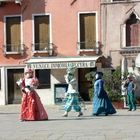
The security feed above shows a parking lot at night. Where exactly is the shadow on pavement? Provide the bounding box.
[0,112,19,115]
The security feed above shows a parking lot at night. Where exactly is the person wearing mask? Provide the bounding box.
[62,65,83,117]
[16,68,48,121]
[93,72,116,116]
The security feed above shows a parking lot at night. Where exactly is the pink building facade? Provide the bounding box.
[0,0,102,105]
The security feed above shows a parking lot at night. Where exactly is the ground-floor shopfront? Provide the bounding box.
[1,55,140,106]
[0,56,103,105]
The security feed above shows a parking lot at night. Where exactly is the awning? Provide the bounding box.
[26,56,102,69]
[135,53,140,67]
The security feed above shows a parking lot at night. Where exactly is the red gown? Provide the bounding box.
[19,78,48,121]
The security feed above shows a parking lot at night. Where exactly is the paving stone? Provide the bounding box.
[0,105,140,140]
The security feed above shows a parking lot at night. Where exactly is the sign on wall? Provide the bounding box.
[27,61,96,69]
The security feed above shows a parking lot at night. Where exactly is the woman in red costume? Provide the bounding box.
[16,68,48,121]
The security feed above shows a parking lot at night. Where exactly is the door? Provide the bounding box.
[78,68,94,101]
[8,69,24,104]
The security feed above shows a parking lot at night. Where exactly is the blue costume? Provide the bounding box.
[62,66,83,117]
[93,72,116,116]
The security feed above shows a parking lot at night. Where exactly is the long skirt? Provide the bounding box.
[93,94,116,116]
[20,91,48,121]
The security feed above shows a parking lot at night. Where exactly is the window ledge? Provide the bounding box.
[77,48,99,55]
[78,49,96,52]
[33,51,50,53]
[101,0,140,4]
[5,51,21,54]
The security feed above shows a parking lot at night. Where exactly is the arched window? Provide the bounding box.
[125,13,140,47]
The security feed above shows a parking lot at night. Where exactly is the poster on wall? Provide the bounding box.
[54,84,68,104]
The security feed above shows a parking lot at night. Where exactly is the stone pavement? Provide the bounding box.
[0,104,140,140]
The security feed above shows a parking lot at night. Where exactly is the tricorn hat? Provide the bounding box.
[95,71,103,76]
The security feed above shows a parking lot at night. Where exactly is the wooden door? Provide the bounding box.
[8,69,24,104]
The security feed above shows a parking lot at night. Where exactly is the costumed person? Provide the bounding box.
[16,67,48,121]
[62,65,83,117]
[123,74,136,111]
[93,72,116,116]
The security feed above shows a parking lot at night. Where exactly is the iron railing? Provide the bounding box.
[32,43,53,55]
[0,0,22,5]
[101,0,129,3]
[3,43,25,55]
[77,41,99,50]
[0,0,21,2]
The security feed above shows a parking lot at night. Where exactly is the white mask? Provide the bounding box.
[95,74,99,79]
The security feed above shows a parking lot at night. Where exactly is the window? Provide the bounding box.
[126,13,140,47]
[35,69,50,89]
[5,16,21,52]
[34,15,50,51]
[79,13,97,50]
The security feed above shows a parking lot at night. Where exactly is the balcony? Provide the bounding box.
[77,41,100,55]
[120,47,140,56]
[0,0,22,5]
[101,0,126,3]
[101,0,139,3]
[32,43,54,56]
[3,43,25,56]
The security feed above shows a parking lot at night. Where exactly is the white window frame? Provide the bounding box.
[77,11,99,54]
[120,24,126,48]
[32,13,52,54]
[4,15,23,54]
[121,11,140,48]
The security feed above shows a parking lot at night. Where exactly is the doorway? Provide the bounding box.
[7,69,24,104]
[78,68,95,101]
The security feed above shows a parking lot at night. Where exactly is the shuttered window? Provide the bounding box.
[130,23,140,46]
[34,15,50,51]
[125,13,140,47]
[79,13,96,49]
[6,16,21,52]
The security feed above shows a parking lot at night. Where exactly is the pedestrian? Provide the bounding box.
[16,67,48,121]
[62,65,83,117]
[92,71,116,116]
[124,74,136,111]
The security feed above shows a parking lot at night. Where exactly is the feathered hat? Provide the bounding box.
[24,67,33,74]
